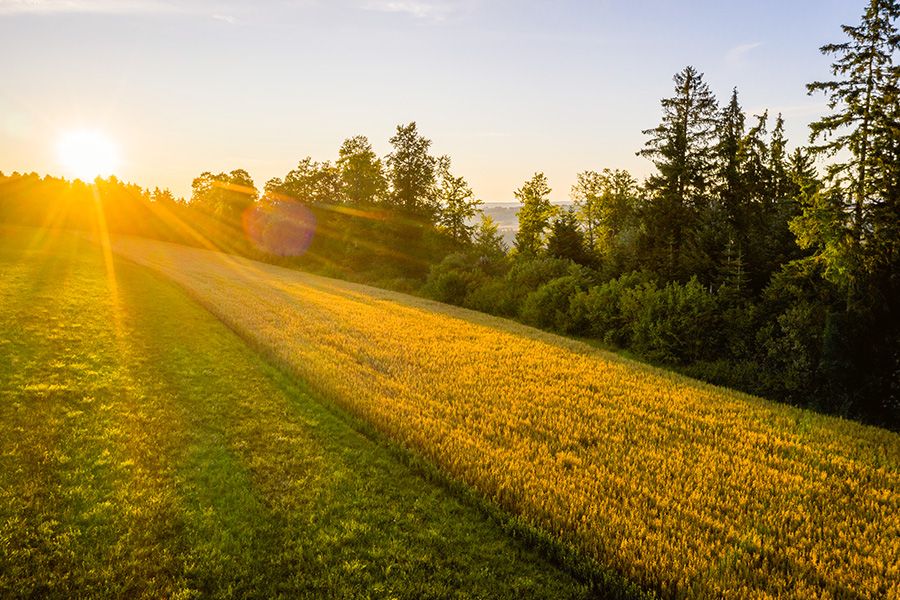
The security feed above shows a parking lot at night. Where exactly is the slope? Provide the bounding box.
[108,235,900,599]
[0,227,593,599]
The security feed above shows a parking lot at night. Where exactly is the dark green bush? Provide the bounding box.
[620,276,721,364]
[568,271,652,344]
[519,268,593,333]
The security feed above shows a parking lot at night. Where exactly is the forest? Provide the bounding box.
[2,0,898,429]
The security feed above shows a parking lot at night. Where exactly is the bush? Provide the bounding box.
[506,256,573,293]
[463,279,518,316]
[568,271,652,344]
[519,269,592,334]
[759,301,825,404]
[421,253,483,305]
[620,276,721,364]
[461,256,575,318]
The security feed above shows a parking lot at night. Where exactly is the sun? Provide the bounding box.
[57,130,121,181]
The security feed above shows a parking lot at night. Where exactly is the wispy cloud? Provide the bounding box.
[363,0,474,21]
[2,0,474,20]
[211,13,236,24]
[725,41,763,65]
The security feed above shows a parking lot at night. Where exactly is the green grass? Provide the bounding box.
[0,227,593,599]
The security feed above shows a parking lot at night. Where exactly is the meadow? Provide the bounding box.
[0,227,594,599]
[108,235,900,599]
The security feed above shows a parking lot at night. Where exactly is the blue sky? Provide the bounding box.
[0,0,863,201]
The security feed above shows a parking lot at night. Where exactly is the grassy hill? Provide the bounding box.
[107,234,899,599]
[0,227,594,599]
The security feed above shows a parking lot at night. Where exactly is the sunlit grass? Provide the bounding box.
[0,227,592,599]
[108,235,900,599]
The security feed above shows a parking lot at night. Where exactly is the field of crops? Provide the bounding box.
[110,236,900,599]
[0,227,593,599]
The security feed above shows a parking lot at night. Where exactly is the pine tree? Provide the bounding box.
[638,66,719,279]
[546,208,589,265]
[803,0,900,298]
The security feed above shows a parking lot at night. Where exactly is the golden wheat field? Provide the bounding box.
[110,236,900,599]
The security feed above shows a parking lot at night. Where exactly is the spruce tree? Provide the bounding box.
[547,209,589,265]
[803,0,900,298]
[638,66,719,279]
[798,0,900,423]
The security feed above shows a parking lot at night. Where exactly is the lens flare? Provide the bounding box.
[244,201,316,257]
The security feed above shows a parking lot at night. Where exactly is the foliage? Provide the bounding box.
[386,122,439,218]
[421,252,483,305]
[472,214,508,270]
[435,159,482,244]
[191,169,257,222]
[546,208,591,266]
[619,276,721,364]
[265,157,341,205]
[568,272,654,344]
[571,169,640,262]
[337,135,387,206]
[519,264,593,333]
[513,172,556,255]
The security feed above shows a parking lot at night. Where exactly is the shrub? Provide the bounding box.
[463,279,518,316]
[421,253,483,305]
[568,271,652,344]
[519,269,592,334]
[621,276,721,364]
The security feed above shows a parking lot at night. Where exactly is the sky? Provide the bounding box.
[0,0,863,202]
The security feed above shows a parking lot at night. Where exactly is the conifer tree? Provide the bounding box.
[796,0,900,422]
[716,88,747,227]
[802,0,900,299]
[473,214,507,264]
[547,208,589,265]
[639,66,719,279]
[769,114,791,201]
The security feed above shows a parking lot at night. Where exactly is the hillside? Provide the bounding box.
[0,227,592,598]
[108,235,900,599]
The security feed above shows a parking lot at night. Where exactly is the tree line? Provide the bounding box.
[1,0,896,427]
